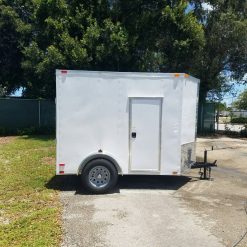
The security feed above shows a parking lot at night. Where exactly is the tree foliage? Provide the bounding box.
[215,102,227,112]
[0,1,30,94]
[0,0,246,100]
[191,0,247,100]
[21,0,205,98]
[232,89,247,110]
[0,85,7,97]
[21,0,130,98]
[113,0,205,72]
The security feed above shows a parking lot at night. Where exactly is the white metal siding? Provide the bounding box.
[56,70,199,175]
[181,78,199,144]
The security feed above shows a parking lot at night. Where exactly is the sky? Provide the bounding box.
[221,83,247,106]
[13,87,23,97]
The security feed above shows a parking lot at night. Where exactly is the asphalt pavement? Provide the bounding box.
[60,176,224,247]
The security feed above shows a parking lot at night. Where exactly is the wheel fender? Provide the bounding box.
[78,153,123,175]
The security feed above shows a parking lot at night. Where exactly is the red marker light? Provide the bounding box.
[59,163,65,174]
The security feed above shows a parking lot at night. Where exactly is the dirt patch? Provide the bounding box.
[177,137,247,247]
[0,136,16,145]
[196,137,247,173]
[42,156,55,165]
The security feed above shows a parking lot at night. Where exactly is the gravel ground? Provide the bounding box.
[60,137,247,247]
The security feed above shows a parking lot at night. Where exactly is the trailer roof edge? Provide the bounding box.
[56,70,199,82]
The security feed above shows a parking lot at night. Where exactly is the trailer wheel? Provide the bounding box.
[81,159,118,194]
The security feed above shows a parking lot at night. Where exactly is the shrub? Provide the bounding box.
[240,125,247,137]
[0,126,55,136]
[231,117,247,124]
[17,126,55,135]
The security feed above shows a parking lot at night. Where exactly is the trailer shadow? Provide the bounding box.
[118,175,191,190]
[46,175,192,195]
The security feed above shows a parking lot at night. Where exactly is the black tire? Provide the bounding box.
[81,159,118,194]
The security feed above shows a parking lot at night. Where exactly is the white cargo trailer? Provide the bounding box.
[56,70,199,193]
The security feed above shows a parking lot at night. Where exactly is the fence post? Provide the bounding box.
[216,103,219,131]
[38,100,41,128]
[200,103,204,134]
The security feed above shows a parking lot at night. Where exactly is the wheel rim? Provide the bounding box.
[89,166,111,188]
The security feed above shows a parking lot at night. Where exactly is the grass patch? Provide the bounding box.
[0,136,61,247]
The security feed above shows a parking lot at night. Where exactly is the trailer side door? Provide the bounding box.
[129,97,162,172]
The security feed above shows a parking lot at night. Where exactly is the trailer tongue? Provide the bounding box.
[191,147,217,180]
[191,161,217,180]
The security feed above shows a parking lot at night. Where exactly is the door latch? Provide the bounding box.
[131,132,136,138]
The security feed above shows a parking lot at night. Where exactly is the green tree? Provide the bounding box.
[113,0,204,72]
[0,1,30,95]
[21,0,204,98]
[190,0,247,101]
[0,0,245,101]
[232,89,247,110]
[21,0,129,98]
[0,1,205,98]
[216,102,227,112]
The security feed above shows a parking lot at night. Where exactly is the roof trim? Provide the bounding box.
[56,70,199,82]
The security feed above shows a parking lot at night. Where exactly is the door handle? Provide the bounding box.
[131,132,136,138]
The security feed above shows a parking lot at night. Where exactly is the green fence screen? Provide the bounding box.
[0,98,215,136]
[0,98,55,133]
[197,103,216,135]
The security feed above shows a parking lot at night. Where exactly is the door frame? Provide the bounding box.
[128,97,163,174]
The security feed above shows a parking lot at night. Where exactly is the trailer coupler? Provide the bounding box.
[191,160,217,180]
